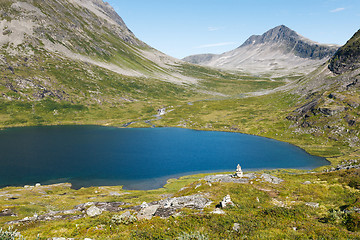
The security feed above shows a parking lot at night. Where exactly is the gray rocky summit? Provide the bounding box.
[183,25,339,76]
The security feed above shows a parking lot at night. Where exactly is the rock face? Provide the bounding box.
[329,29,360,74]
[183,25,339,75]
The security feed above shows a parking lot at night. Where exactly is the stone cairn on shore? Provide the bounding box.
[233,164,243,178]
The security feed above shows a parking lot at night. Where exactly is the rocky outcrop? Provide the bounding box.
[204,173,257,183]
[260,174,284,184]
[132,194,212,219]
[329,29,360,74]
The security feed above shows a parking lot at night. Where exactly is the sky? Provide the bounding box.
[106,0,360,59]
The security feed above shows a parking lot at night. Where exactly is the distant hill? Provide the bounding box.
[183,25,340,76]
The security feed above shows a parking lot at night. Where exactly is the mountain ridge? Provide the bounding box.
[183,25,340,76]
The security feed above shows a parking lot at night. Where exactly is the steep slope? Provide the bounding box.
[0,0,206,127]
[0,0,197,83]
[329,29,360,74]
[285,29,360,151]
[184,25,339,76]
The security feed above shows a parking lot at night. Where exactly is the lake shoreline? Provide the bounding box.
[0,125,330,190]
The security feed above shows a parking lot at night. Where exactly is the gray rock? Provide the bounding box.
[137,205,159,220]
[109,191,121,196]
[86,206,102,217]
[140,202,149,208]
[302,181,312,185]
[260,174,284,184]
[211,208,225,214]
[203,173,256,183]
[159,194,212,210]
[233,223,241,232]
[305,202,319,208]
[220,195,233,208]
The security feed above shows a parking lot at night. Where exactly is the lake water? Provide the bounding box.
[0,126,329,190]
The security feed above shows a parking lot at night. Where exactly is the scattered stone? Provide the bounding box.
[220,195,233,208]
[211,208,225,214]
[35,183,41,187]
[24,185,30,188]
[137,205,159,220]
[292,227,297,231]
[86,206,102,217]
[195,183,202,189]
[256,197,260,203]
[305,202,319,208]
[233,223,241,232]
[75,202,128,212]
[260,174,284,184]
[234,164,243,178]
[302,181,312,185]
[324,159,360,172]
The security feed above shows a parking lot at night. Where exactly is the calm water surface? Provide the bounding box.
[0,126,329,189]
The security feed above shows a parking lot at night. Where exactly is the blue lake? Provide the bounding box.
[0,126,329,190]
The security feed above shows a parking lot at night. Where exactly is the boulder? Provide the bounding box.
[137,205,159,220]
[211,208,225,214]
[86,206,102,217]
[233,223,241,232]
[220,195,233,208]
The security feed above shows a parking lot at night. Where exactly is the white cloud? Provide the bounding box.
[208,27,220,31]
[196,42,236,49]
[330,7,345,13]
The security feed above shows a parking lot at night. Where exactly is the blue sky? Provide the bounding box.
[106,0,360,59]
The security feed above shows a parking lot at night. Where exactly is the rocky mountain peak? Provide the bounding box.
[241,25,299,47]
[239,25,339,60]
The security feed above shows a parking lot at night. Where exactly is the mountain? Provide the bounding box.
[0,0,196,82]
[285,28,360,150]
[183,25,340,76]
[328,29,360,74]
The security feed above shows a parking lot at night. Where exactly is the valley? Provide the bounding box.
[0,0,359,239]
